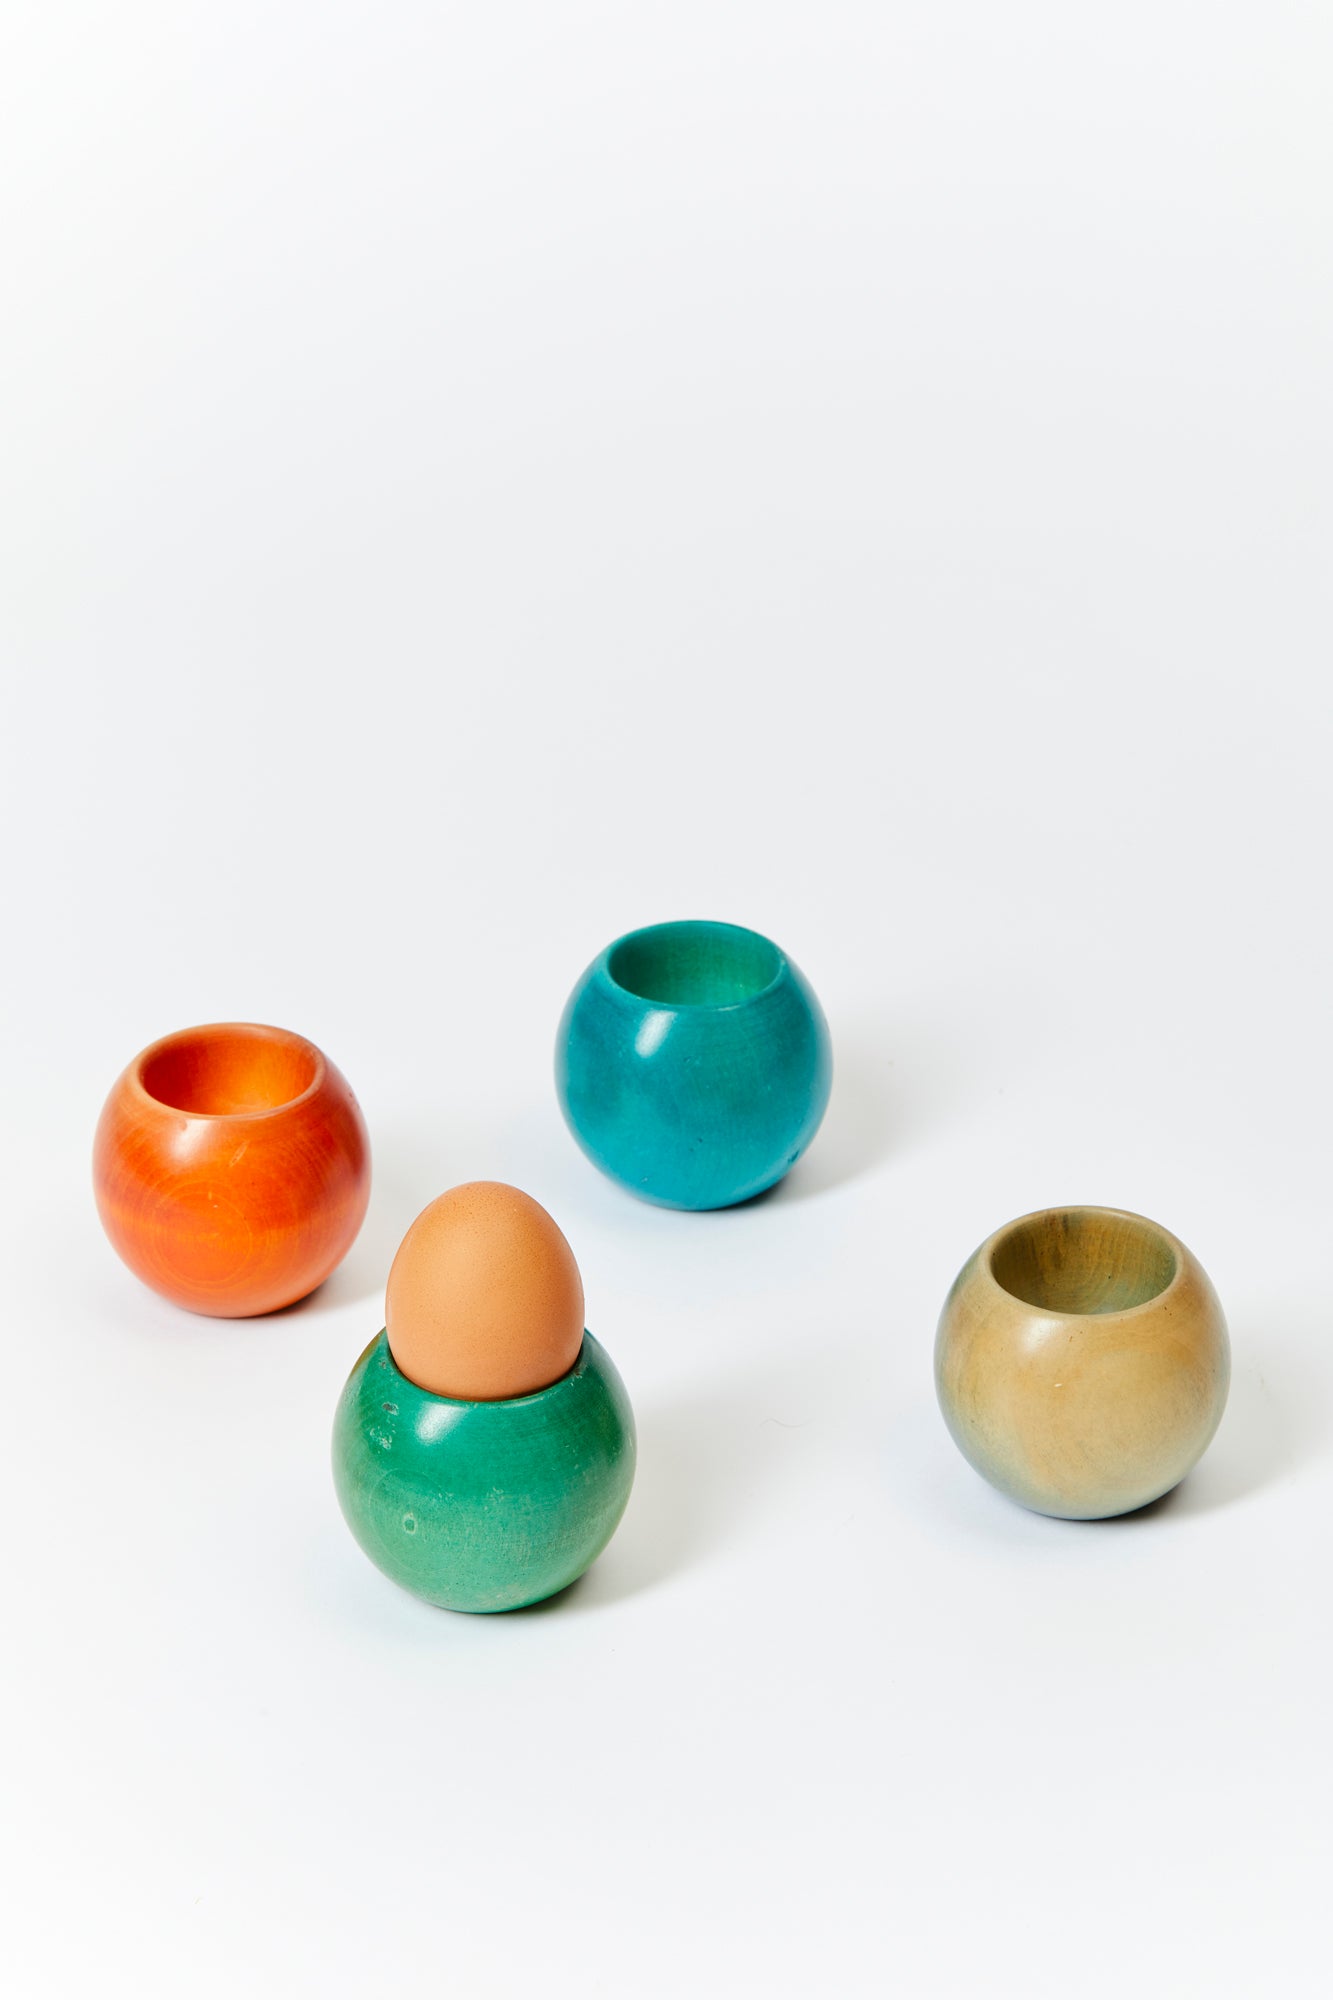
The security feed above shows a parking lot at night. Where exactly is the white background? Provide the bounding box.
[2,5,1331,1995]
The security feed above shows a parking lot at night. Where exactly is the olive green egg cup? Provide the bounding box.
[935,1205,1230,1520]
[333,1332,636,1612]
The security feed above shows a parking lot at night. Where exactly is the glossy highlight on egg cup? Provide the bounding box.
[333,1184,636,1613]
[935,1205,1230,1520]
[556,919,833,1210]
[94,1022,370,1316]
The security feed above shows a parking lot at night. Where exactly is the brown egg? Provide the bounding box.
[385,1181,586,1401]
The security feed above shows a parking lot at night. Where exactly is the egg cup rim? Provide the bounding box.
[593,917,792,1015]
[123,1020,330,1125]
[975,1203,1194,1326]
[371,1326,604,1411]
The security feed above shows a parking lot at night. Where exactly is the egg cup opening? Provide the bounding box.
[607,920,784,1010]
[136,1023,323,1118]
[987,1207,1179,1317]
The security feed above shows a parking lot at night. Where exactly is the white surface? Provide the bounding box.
[3,6,1331,1995]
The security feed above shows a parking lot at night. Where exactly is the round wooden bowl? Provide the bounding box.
[935,1205,1230,1519]
[555,919,832,1210]
[94,1022,370,1316]
[332,1331,636,1612]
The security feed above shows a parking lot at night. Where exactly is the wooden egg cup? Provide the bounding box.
[556,918,832,1210]
[94,1022,370,1317]
[332,1331,636,1612]
[935,1205,1230,1519]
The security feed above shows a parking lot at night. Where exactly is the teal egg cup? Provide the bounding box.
[556,919,832,1211]
[332,1331,635,1612]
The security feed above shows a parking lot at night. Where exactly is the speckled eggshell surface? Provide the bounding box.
[385,1181,585,1401]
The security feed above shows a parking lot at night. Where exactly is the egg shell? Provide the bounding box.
[385,1181,585,1401]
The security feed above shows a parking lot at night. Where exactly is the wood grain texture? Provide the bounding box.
[332,1330,636,1612]
[935,1206,1230,1519]
[94,1022,370,1317]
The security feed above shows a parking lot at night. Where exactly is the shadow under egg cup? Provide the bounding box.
[332,1332,636,1612]
[556,919,832,1210]
[935,1205,1230,1520]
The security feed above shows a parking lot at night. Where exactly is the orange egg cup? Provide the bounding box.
[94,1022,371,1317]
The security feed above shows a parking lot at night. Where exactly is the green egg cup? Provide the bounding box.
[332,1331,635,1613]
